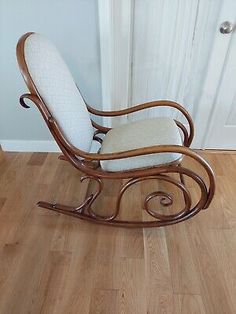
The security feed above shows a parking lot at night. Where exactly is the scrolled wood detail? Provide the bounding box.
[79,175,116,221]
[123,175,192,221]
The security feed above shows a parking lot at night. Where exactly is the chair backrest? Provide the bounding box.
[17,33,94,152]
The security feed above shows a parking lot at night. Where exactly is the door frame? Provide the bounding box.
[97,0,133,126]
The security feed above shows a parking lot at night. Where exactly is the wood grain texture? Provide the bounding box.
[0,151,234,313]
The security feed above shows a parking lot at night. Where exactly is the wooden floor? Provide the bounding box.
[0,150,235,314]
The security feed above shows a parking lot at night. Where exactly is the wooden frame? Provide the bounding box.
[16,32,215,227]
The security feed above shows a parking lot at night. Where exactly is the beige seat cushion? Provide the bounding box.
[100,117,182,172]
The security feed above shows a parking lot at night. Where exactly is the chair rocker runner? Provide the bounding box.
[16,32,215,227]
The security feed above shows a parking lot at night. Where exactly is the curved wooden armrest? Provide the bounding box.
[87,100,187,117]
[87,100,194,146]
[78,144,198,161]
[20,93,53,122]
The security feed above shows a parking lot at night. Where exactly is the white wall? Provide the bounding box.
[0,0,101,146]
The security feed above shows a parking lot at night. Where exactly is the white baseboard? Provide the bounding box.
[0,140,60,152]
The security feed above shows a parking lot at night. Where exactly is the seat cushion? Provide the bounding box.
[100,117,182,172]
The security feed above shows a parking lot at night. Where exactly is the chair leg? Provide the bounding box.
[179,165,189,207]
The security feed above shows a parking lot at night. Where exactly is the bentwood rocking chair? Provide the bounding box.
[16,32,215,227]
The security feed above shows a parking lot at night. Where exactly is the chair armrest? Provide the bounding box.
[87,100,194,146]
[87,100,187,117]
[77,145,205,163]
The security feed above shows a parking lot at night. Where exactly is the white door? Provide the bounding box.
[204,23,236,149]
[98,0,236,148]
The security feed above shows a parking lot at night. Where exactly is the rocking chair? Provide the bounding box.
[16,32,215,227]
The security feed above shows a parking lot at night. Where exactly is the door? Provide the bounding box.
[98,0,236,148]
[204,21,236,149]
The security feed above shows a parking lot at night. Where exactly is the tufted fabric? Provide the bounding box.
[24,33,94,152]
[100,117,182,172]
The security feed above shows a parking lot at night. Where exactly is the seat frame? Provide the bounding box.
[16,32,215,228]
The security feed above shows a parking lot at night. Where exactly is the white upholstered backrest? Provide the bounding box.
[24,33,94,152]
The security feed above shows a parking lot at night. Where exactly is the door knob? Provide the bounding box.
[219,21,234,34]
